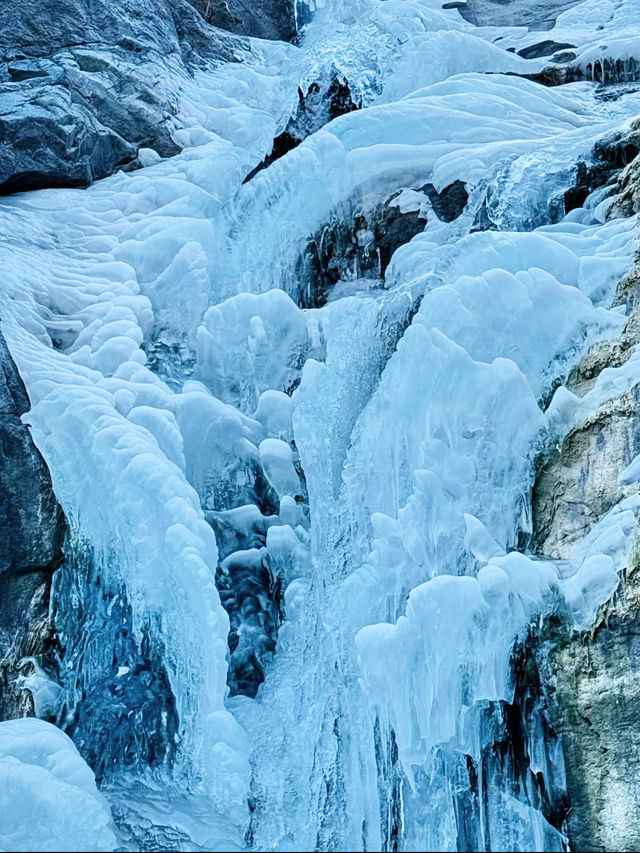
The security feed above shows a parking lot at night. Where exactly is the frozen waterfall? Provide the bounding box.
[2,0,640,850]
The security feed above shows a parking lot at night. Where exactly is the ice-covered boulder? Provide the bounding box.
[0,718,117,852]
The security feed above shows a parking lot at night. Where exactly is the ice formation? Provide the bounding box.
[1,0,640,850]
[0,718,116,852]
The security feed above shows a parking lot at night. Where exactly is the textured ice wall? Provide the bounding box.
[1,0,640,849]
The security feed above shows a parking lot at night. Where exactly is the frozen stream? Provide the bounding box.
[2,0,640,850]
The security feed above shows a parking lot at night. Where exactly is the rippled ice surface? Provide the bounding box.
[1,0,640,849]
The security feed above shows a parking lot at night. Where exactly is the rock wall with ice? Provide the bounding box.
[1,0,640,850]
[522,165,640,853]
[0,328,65,721]
[0,0,305,193]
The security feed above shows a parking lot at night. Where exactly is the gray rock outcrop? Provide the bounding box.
[459,0,580,30]
[0,326,65,720]
[535,566,640,853]
[192,0,299,41]
[0,0,299,194]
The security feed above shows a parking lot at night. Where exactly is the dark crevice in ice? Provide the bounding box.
[51,538,179,783]
[243,74,361,184]
[297,181,468,308]
[208,456,307,698]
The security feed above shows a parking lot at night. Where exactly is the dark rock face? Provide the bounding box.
[51,542,180,782]
[561,124,640,216]
[0,326,65,720]
[421,180,469,223]
[528,56,640,88]
[0,58,181,194]
[297,205,395,308]
[227,0,298,41]
[190,0,299,41]
[0,0,242,194]
[0,0,305,194]
[0,329,64,577]
[244,74,361,184]
[517,41,575,60]
[296,180,468,308]
[1,0,207,60]
[187,0,239,29]
[297,199,421,307]
[282,75,361,145]
[0,569,55,721]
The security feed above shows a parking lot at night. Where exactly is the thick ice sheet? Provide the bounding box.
[1,0,639,850]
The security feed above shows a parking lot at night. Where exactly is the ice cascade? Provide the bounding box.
[1,0,640,850]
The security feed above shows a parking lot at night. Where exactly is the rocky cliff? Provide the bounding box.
[528,154,640,852]
[0,0,297,194]
[0,327,65,720]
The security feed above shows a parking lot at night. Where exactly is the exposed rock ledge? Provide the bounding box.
[0,0,297,194]
[528,156,640,852]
